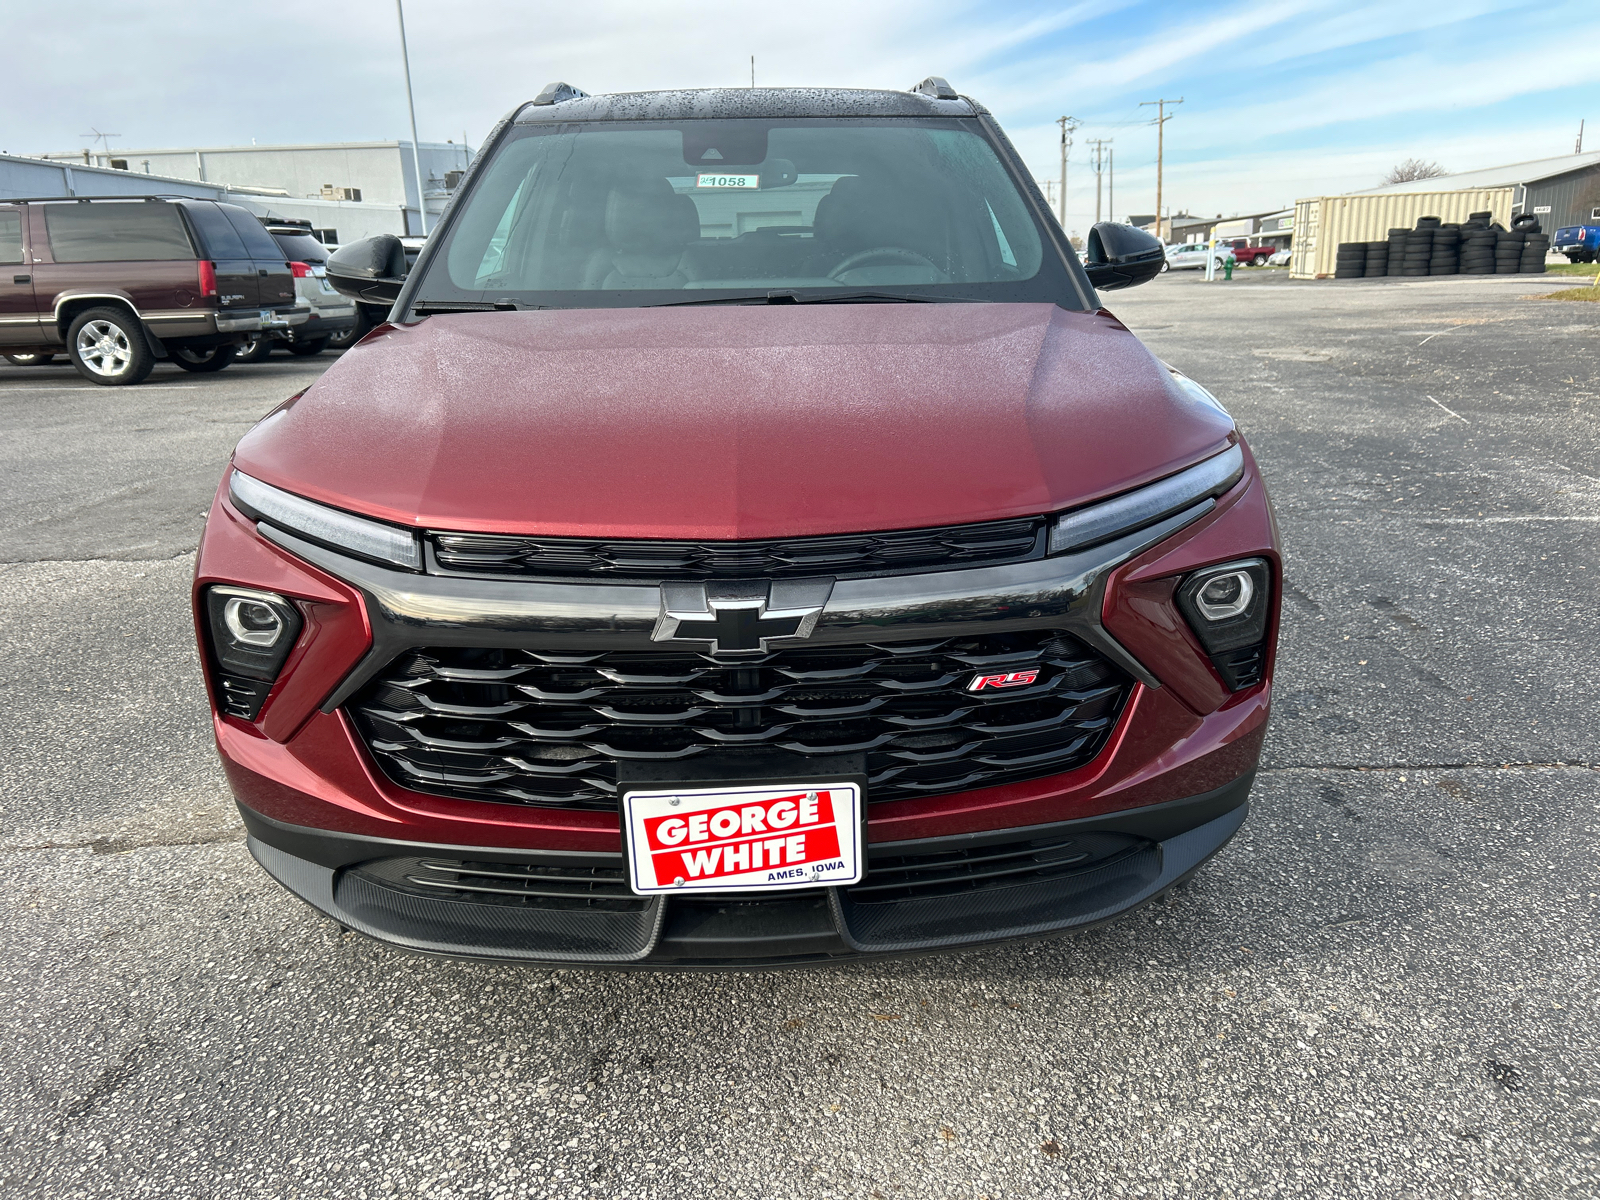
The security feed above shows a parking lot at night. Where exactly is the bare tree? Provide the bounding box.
[1381,158,1449,186]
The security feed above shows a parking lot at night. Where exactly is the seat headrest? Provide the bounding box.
[812,175,940,255]
[605,178,700,254]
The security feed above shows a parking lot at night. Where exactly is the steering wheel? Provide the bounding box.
[828,246,941,280]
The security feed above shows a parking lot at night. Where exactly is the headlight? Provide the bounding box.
[1175,558,1272,691]
[229,469,421,571]
[205,586,304,720]
[1050,444,1244,555]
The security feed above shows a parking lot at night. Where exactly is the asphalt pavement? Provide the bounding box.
[1,274,1597,1199]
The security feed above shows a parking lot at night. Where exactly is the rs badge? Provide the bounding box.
[966,669,1040,692]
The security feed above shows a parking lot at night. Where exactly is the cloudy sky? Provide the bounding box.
[9,0,1599,235]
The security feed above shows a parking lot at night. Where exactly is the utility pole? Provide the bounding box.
[1087,138,1112,224]
[1108,147,1114,223]
[1139,97,1183,242]
[751,56,756,88]
[1056,116,1081,230]
[395,0,429,236]
[1577,119,1585,154]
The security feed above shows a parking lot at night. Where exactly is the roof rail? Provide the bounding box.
[531,82,589,106]
[909,76,958,100]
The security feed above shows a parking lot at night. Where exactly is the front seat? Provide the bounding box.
[585,178,700,289]
[810,175,946,281]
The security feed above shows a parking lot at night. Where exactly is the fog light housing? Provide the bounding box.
[205,586,303,720]
[1176,558,1272,691]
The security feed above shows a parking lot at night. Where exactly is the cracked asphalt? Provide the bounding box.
[2,273,1597,1199]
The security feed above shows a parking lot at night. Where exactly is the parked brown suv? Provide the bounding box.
[0,196,308,385]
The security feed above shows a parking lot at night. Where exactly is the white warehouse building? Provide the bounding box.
[32,140,475,239]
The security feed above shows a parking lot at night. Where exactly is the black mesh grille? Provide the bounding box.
[851,830,1147,903]
[347,631,1130,810]
[351,856,648,913]
[429,518,1045,580]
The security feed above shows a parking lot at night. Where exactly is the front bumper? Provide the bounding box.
[242,771,1252,967]
[196,440,1280,965]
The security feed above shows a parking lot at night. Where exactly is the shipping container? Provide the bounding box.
[1289,188,1514,279]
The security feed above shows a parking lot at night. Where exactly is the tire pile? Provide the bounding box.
[1335,213,1549,279]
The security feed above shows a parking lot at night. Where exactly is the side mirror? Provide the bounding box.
[1082,222,1166,292]
[326,235,408,304]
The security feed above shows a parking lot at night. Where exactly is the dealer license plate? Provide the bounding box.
[622,782,863,895]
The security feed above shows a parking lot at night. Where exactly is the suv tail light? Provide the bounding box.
[289,261,313,278]
[198,260,217,298]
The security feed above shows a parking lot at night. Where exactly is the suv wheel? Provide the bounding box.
[326,307,374,352]
[4,352,56,366]
[169,345,238,373]
[67,307,155,386]
[287,337,330,357]
[234,335,273,364]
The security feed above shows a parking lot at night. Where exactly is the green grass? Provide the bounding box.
[1545,260,1600,276]
[1531,285,1600,301]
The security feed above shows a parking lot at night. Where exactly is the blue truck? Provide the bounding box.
[1554,225,1600,263]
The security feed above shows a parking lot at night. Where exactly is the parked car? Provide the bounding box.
[1224,240,1275,266]
[234,219,358,361]
[1164,242,1234,271]
[1267,247,1292,266]
[195,78,1279,968]
[1553,225,1599,263]
[0,196,308,384]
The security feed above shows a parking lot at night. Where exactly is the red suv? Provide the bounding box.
[194,80,1281,967]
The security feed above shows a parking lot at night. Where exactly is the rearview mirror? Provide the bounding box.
[326,235,409,304]
[1082,222,1166,292]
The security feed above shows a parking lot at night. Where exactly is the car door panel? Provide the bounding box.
[0,206,40,347]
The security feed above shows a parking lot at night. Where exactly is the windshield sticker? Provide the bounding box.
[696,173,759,189]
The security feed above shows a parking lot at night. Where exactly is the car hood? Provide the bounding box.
[232,303,1235,540]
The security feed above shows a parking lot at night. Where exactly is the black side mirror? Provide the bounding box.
[327,235,408,304]
[1082,222,1166,292]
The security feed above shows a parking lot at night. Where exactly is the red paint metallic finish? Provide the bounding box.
[1101,440,1281,716]
[231,304,1236,539]
[193,476,372,743]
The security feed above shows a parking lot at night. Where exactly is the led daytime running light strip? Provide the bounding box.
[229,470,422,571]
[1050,444,1244,554]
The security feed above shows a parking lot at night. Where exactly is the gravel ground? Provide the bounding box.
[1,275,1597,1199]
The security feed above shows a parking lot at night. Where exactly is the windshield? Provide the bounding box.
[411,118,1076,308]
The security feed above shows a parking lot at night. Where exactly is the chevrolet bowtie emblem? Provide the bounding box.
[652,580,833,656]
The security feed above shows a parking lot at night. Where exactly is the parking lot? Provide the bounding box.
[2,272,1597,1198]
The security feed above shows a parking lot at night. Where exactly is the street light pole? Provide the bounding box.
[395,0,429,236]
[1139,97,1183,242]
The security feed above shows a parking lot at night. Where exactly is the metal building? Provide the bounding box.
[34,140,474,236]
[1352,152,1600,233]
[1,153,415,243]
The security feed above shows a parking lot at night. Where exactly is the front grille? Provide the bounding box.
[428,517,1045,580]
[851,830,1147,903]
[350,856,648,913]
[347,631,1131,810]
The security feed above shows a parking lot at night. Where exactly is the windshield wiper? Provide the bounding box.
[410,299,531,314]
[651,290,982,308]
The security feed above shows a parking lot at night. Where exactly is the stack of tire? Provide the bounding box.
[1335,242,1367,278]
[1386,228,1409,276]
[1335,213,1549,278]
[1516,215,1549,273]
[1430,223,1460,275]
[1402,222,1435,276]
[1461,212,1497,275]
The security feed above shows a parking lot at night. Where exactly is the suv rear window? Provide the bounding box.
[43,202,194,262]
[183,203,250,260]
[219,205,289,261]
[270,231,330,264]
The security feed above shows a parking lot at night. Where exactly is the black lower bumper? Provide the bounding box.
[241,772,1253,969]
